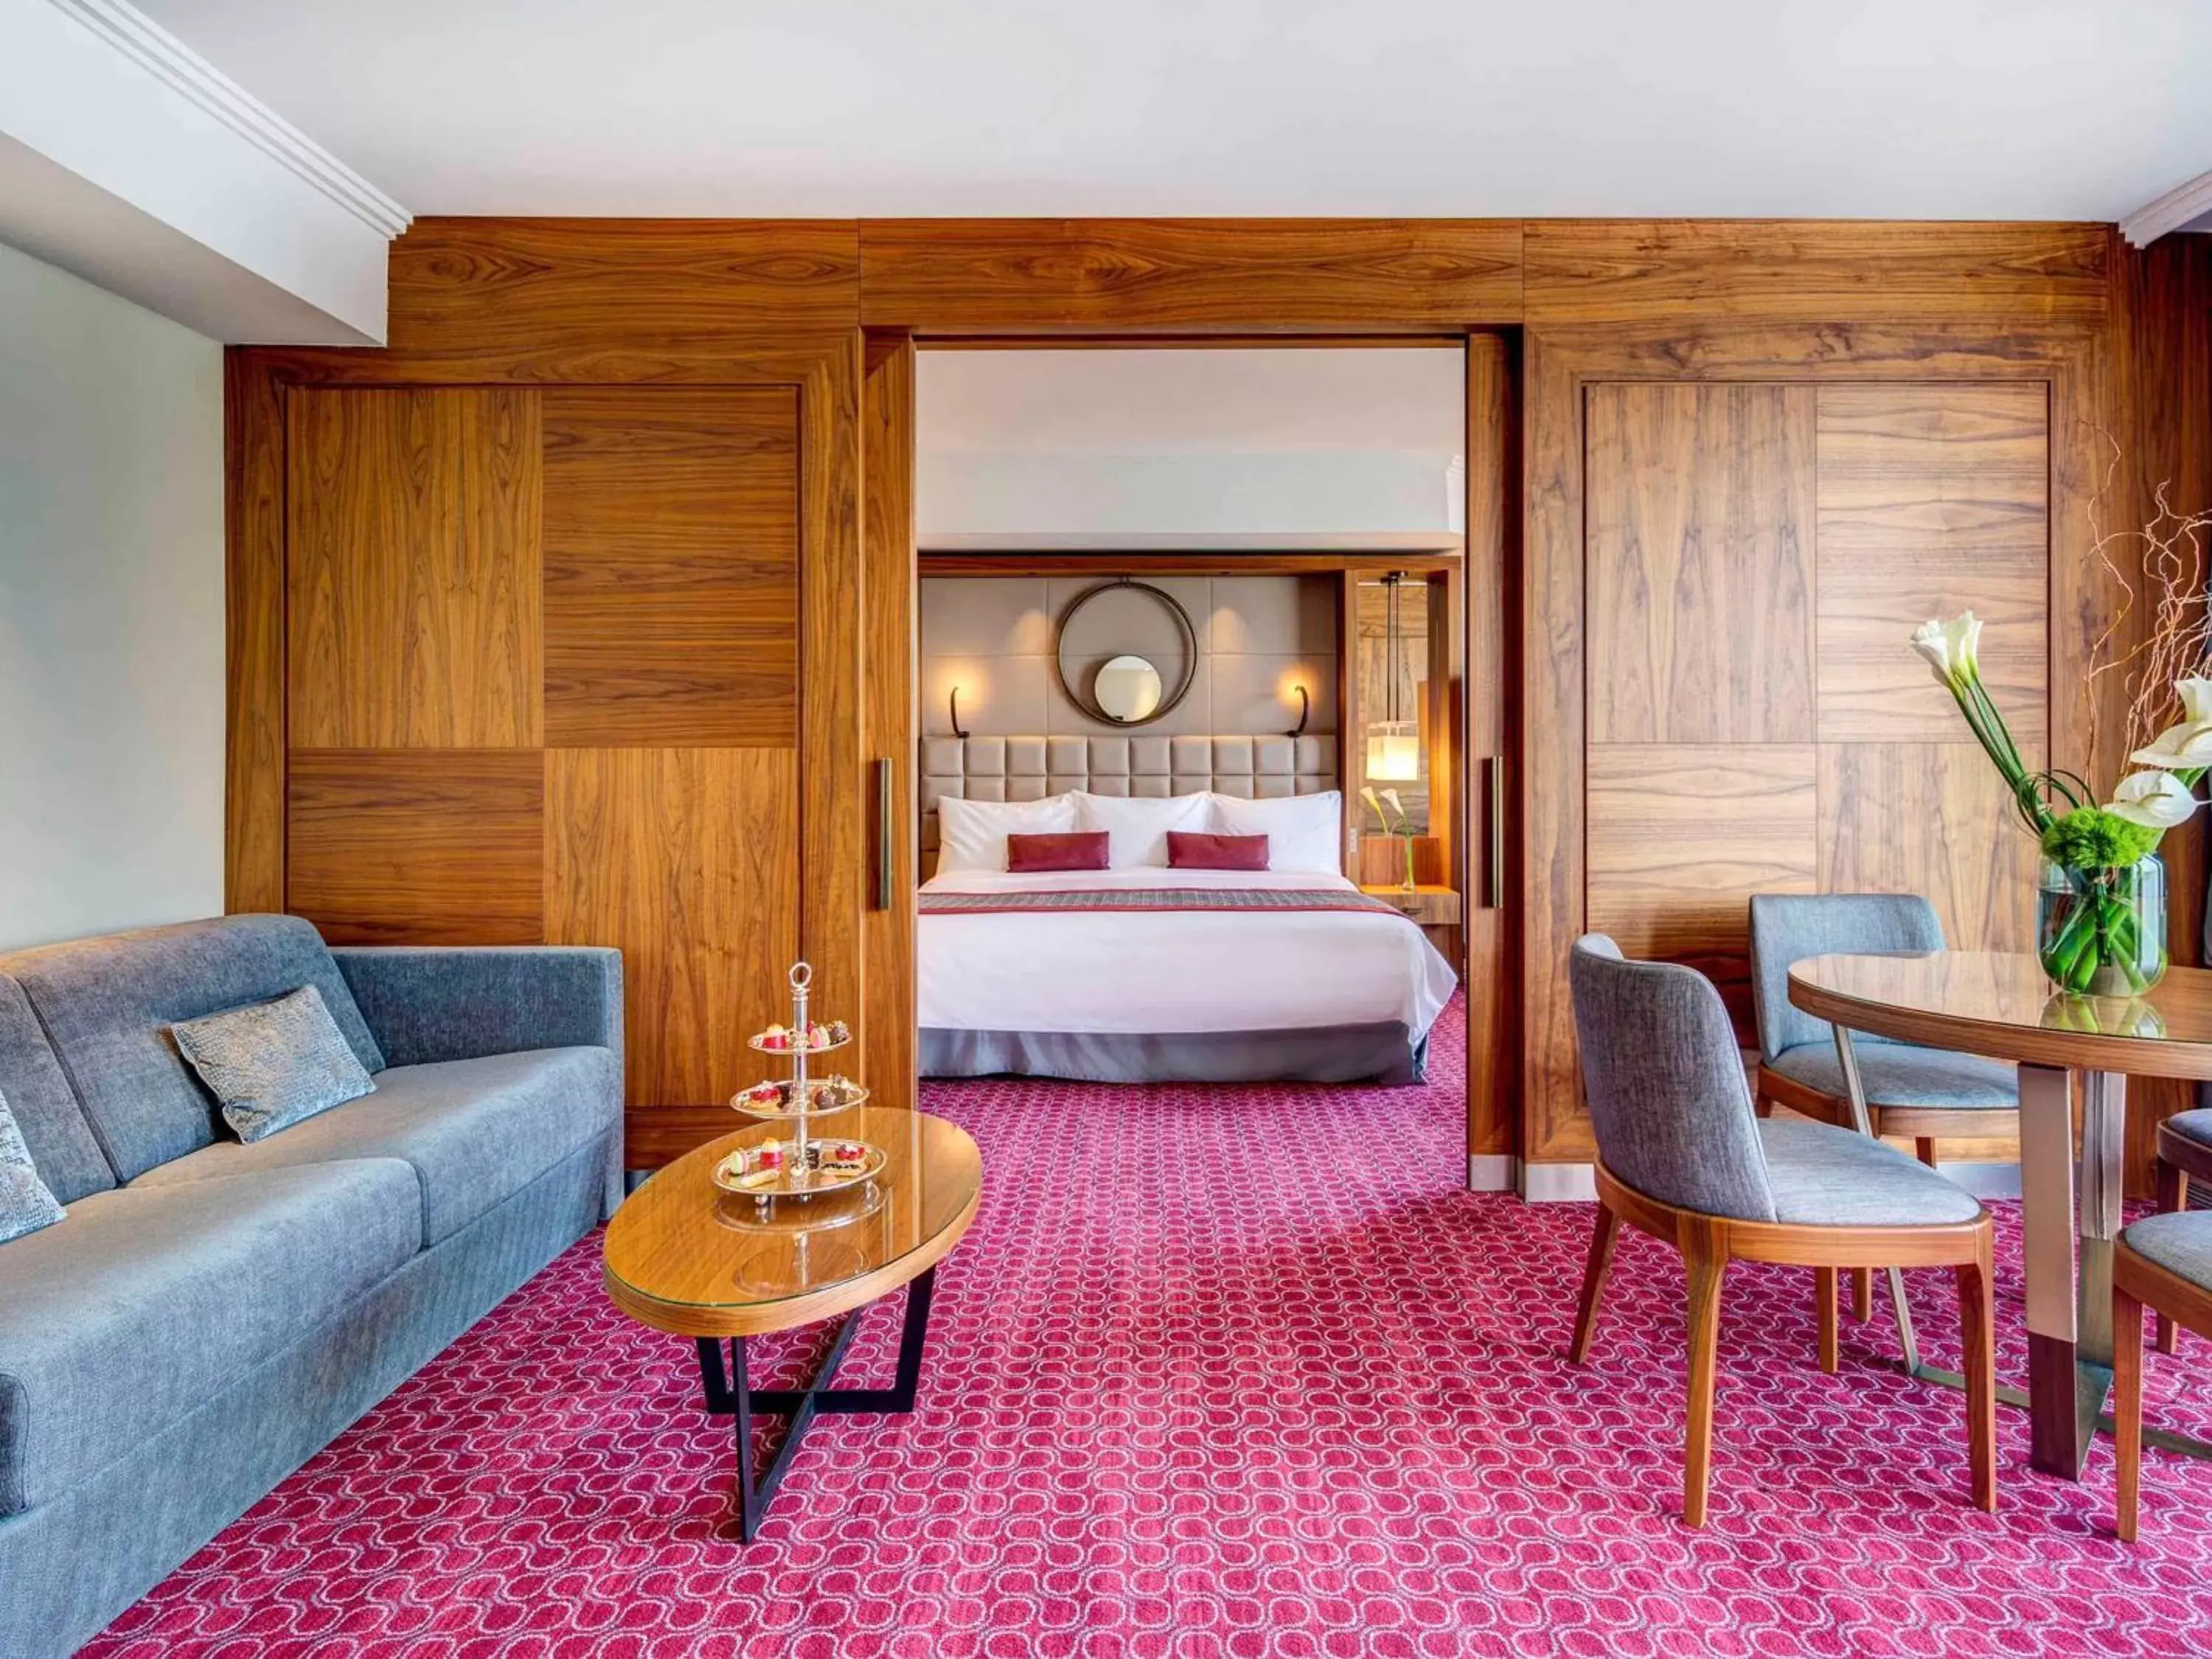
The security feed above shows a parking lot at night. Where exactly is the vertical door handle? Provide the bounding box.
[1483,755,1506,910]
[873,757,894,911]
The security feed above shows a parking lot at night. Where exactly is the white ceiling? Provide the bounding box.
[125,0,2212,222]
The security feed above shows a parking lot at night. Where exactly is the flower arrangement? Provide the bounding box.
[1360,785,1417,893]
[1913,485,2212,993]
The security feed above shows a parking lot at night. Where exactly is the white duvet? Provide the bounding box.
[917,866,1458,1038]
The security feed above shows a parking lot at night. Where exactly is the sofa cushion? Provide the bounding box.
[132,1046,619,1248]
[172,985,376,1143]
[0,974,112,1203]
[0,1091,66,1243]
[0,1160,420,1515]
[0,917,386,1180]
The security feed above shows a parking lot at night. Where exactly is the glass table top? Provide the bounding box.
[603,1107,982,1326]
[1787,950,2212,1078]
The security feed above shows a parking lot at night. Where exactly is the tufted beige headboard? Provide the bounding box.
[920,734,1338,854]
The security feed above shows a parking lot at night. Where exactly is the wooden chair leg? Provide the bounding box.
[2155,1162,2186,1354]
[1955,1241,1997,1514]
[1569,1203,1619,1365]
[1914,1137,1939,1168]
[2116,1281,2146,1543]
[1850,1268,1873,1321]
[1682,1239,1728,1528]
[1814,1267,1839,1374]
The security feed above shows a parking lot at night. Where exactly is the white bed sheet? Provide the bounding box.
[917,866,1458,1039]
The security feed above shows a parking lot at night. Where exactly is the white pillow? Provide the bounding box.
[1071,791,1211,869]
[1207,790,1343,874]
[936,793,1077,874]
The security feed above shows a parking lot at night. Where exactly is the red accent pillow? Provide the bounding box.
[1006,831,1110,873]
[1166,832,1270,871]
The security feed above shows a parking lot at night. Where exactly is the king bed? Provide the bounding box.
[917,736,1458,1084]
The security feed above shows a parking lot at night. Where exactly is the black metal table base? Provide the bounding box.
[694,1265,938,1542]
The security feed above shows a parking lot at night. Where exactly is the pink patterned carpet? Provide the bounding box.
[86,997,2212,1657]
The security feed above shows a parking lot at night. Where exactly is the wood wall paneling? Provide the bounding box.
[1586,744,1820,1030]
[287,749,545,945]
[542,387,800,746]
[2105,232,2212,1192]
[287,387,543,748]
[1816,742,2042,954]
[1525,220,2111,324]
[1585,383,1817,744]
[386,218,862,358]
[859,219,1524,332]
[1464,333,1517,1164]
[226,352,287,912]
[1815,384,2049,742]
[862,333,919,1104]
[545,748,800,1110]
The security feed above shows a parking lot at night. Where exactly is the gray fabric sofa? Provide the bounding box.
[0,915,623,1659]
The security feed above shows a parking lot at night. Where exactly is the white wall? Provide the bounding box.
[919,348,1465,543]
[0,239,225,948]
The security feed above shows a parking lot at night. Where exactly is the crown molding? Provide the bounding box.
[2121,167,2212,248]
[46,0,409,240]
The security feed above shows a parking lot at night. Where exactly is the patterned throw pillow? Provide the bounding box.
[0,1086,66,1244]
[171,984,375,1144]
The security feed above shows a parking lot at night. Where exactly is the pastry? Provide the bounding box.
[755,1140,785,1172]
[826,1020,851,1045]
[807,1022,831,1048]
[759,1024,790,1051]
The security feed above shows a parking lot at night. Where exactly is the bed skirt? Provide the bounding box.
[919,1022,1427,1085]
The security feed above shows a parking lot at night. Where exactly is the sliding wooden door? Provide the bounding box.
[229,221,901,1163]
[1581,379,2049,1034]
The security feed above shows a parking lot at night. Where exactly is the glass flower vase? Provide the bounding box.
[2037,853,2167,998]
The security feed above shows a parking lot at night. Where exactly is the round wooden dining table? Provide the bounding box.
[1790,950,2212,1481]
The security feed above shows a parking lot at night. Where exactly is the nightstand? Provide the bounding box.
[1360,884,1462,927]
[1360,884,1464,968]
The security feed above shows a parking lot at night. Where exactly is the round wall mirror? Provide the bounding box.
[1054,579,1197,727]
[1093,655,1164,722]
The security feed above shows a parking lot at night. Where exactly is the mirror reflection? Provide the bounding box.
[1093,654,1164,723]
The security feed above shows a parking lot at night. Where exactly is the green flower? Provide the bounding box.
[2039,806,2161,870]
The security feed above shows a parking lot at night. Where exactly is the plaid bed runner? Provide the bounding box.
[919,887,1419,921]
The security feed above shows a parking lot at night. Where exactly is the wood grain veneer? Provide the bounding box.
[859,219,1524,332]
[861,333,919,1102]
[287,387,543,749]
[602,1110,981,1339]
[541,386,799,747]
[1526,220,2110,324]
[1586,743,1818,1035]
[287,748,544,945]
[1464,332,1517,1165]
[387,218,861,356]
[544,747,799,1110]
[1523,319,2101,1165]
[1814,384,2048,743]
[1816,742,2042,953]
[1585,383,1816,745]
[225,352,286,913]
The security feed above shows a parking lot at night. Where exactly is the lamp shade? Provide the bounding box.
[1366,726,1420,782]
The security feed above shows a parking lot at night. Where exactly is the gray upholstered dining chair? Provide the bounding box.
[2114,1210,2212,1540]
[2147,1110,2212,1354]
[1566,934,1997,1527]
[1748,894,2020,1322]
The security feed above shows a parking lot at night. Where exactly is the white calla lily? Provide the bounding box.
[2107,769,2199,830]
[1909,611,1983,690]
[2178,678,2212,726]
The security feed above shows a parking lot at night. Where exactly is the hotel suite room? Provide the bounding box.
[4,3,2212,1655]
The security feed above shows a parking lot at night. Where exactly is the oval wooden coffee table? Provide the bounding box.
[604,1106,982,1539]
[1790,950,2212,1481]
